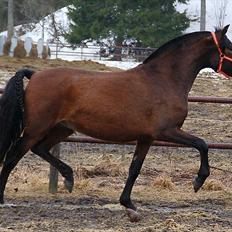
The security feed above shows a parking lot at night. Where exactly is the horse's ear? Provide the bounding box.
[222,25,230,36]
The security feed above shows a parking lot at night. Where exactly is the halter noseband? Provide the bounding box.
[211,32,232,79]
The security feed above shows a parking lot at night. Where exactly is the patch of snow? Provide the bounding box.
[96,60,140,70]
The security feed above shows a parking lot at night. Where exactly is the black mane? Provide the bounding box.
[143,31,210,64]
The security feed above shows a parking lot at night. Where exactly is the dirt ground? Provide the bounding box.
[0,57,232,232]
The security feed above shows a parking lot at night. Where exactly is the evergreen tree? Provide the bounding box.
[66,0,191,48]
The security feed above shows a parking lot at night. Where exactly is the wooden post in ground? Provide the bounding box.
[49,144,60,193]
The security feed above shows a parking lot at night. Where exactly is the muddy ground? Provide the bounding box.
[0,57,232,232]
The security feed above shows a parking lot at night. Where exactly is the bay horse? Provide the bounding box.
[1,26,232,222]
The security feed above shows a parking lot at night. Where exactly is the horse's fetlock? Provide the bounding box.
[63,166,73,178]
[120,195,130,207]
[199,165,210,176]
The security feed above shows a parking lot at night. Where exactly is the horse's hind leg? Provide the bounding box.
[31,124,74,193]
[120,137,152,222]
[0,136,33,203]
[159,127,209,192]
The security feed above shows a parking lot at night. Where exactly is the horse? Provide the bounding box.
[0,25,232,222]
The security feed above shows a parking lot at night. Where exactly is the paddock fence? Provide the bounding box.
[0,87,232,193]
[49,43,156,61]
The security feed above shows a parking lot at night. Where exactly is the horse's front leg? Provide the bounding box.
[120,138,152,222]
[159,127,210,192]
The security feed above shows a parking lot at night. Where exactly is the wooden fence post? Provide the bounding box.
[49,144,60,193]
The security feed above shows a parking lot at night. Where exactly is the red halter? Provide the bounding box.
[211,32,232,79]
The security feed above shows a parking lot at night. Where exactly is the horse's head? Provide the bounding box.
[211,25,232,78]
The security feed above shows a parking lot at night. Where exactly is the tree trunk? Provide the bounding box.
[7,0,14,39]
[200,0,206,31]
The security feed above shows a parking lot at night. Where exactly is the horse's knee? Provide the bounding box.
[194,139,208,154]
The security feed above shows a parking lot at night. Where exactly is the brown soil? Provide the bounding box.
[0,57,232,232]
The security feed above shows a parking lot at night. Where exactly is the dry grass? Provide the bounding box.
[202,179,224,191]
[151,175,175,190]
[87,160,125,177]
[74,179,92,190]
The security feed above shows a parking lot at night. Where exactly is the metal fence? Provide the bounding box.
[49,43,156,62]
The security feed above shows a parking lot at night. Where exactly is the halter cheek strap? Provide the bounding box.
[211,32,232,79]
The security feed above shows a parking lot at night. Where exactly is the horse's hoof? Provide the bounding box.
[126,208,142,222]
[192,177,202,193]
[64,179,74,193]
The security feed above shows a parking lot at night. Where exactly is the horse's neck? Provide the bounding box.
[144,41,213,95]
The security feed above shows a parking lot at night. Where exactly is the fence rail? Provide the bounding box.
[49,43,156,61]
[65,136,232,150]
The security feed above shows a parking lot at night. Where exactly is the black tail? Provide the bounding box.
[0,69,35,163]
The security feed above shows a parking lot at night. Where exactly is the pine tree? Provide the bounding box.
[66,0,191,48]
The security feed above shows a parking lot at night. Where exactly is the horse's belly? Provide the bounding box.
[63,115,152,142]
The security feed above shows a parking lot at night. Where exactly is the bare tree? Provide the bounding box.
[20,0,53,22]
[214,0,228,28]
[16,0,55,40]
[7,0,14,39]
